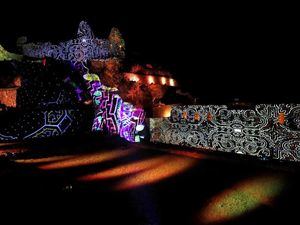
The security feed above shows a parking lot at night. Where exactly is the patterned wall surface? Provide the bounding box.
[150,105,300,162]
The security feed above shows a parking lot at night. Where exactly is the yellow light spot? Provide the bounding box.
[198,174,285,224]
[161,77,167,85]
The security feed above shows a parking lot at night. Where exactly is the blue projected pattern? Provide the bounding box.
[24,110,75,139]
[0,109,86,141]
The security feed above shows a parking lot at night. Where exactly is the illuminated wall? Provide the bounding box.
[150,104,300,162]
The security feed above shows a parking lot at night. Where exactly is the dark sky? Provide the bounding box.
[1,2,299,103]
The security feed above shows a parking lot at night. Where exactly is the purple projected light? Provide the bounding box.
[83,73,145,142]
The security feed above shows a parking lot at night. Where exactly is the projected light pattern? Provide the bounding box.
[22,21,125,62]
[150,104,300,161]
[198,174,285,224]
[38,148,137,170]
[84,73,145,142]
[115,156,197,190]
[0,109,84,141]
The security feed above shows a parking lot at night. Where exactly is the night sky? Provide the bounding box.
[1,2,299,103]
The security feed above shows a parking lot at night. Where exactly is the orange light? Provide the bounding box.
[38,149,137,170]
[163,105,172,117]
[169,78,175,86]
[115,156,197,190]
[78,155,169,182]
[278,112,285,125]
[148,76,155,84]
[0,147,28,157]
[153,105,172,118]
[161,77,167,85]
[207,112,213,122]
[182,111,187,119]
[194,112,200,121]
[0,87,18,107]
[124,73,140,82]
[15,155,76,164]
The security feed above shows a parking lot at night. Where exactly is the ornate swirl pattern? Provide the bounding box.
[150,104,300,162]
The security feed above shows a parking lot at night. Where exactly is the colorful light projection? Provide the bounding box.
[37,149,137,170]
[22,21,125,62]
[114,156,197,190]
[78,155,171,181]
[77,152,197,190]
[84,73,145,142]
[198,174,285,224]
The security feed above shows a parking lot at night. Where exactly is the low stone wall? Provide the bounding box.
[150,104,300,162]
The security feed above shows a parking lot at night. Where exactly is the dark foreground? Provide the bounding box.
[0,135,299,225]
